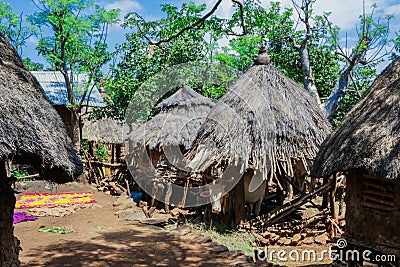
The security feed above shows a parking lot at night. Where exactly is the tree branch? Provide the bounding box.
[228,0,247,37]
[140,0,223,46]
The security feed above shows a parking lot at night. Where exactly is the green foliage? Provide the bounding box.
[23,57,44,71]
[98,0,391,126]
[217,1,300,73]
[0,0,38,54]
[29,0,119,107]
[81,140,89,154]
[96,2,225,121]
[11,167,29,179]
[95,143,109,162]
[217,1,341,98]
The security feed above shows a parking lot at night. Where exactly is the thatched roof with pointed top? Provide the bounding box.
[186,64,331,180]
[0,33,82,183]
[311,58,400,180]
[128,85,215,150]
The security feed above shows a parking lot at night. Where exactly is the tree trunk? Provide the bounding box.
[299,44,321,106]
[66,110,81,150]
[323,41,367,119]
[0,170,20,267]
[323,69,352,119]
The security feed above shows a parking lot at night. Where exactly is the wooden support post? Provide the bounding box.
[111,144,115,164]
[322,175,330,209]
[234,177,246,226]
[125,179,131,197]
[329,174,338,238]
[164,183,172,214]
[221,193,233,227]
[116,144,122,163]
[150,185,158,208]
[88,141,94,158]
[338,188,345,216]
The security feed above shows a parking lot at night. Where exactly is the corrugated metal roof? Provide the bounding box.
[32,71,106,107]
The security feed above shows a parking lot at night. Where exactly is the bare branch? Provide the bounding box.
[335,51,352,64]
[349,72,362,97]
[138,0,223,46]
[287,36,300,50]
[228,0,247,37]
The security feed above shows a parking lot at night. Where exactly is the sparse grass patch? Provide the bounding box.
[185,219,256,256]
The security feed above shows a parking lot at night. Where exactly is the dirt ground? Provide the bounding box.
[14,182,243,267]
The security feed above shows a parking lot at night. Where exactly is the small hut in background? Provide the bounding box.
[311,58,400,260]
[82,116,128,163]
[31,71,106,141]
[126,85,215,208]
[81,115,132,193]
[0,33,82,266]
[186,51,331,224]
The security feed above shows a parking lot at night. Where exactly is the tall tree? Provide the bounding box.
[216,1,341,107]
[101,0,395,125]
[291,0,394,119]
[29,0,119,146]
[99,2,224,121]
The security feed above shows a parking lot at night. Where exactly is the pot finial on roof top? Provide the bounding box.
[253,45,271,65]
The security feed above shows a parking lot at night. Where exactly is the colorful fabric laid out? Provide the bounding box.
[13,212,38,224]
[15,192,97,209]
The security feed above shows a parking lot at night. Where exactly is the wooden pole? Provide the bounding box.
[234,177,246,226]
[329,174,338,238]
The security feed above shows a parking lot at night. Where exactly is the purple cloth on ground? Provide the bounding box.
[13,212,38,224]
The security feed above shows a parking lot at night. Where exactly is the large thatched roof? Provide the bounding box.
[128,85,215,150]
[0,33,82,183]
[311,58,400,180]
[187,64,331,180]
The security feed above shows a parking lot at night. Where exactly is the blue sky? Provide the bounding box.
[7,0,400,70]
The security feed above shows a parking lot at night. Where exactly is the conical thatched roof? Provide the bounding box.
[128,85,215,150]
[0,33,82,183]
[311,58,400,180]
[187,64,331,180]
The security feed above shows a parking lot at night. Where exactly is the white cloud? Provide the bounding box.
[201,0,400,32]
[194,0,234,19]
[105,0,143,19]
[26,36,39,46]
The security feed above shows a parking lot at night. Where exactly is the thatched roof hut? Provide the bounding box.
[126,85,215,208]
[0,34,82,182]
[129,84,215,150]
[311,58,400,258]
[0,32,82,266]
[187,62,331,181]
[82,116,128,145]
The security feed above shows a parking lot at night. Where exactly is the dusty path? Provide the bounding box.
[14,182,244,267]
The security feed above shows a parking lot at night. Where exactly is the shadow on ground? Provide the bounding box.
[22,229,227,267]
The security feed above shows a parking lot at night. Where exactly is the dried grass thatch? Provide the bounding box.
[0,33,82,183]
[311,58,400,180]
[187,64,331,180]
[128,85,215,150]
[82,115,128,144]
